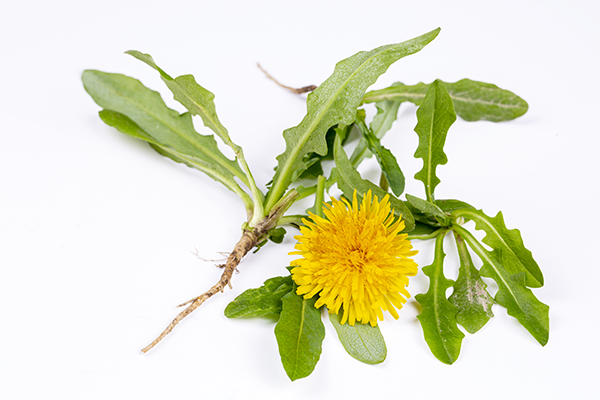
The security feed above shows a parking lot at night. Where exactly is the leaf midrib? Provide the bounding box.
[291,298,307,379]
[365,91,524,109]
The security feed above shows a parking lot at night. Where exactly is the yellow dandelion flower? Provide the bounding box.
[290,190,418,327]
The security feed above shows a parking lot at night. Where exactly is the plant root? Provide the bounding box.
[257,63,316,94]
[141,229,259,353]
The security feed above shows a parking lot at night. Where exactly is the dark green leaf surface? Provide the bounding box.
[413,80,457,202]
[349,100,402,167]
[407,222,440,240]
[454,225,549,345]
[328,311,387,364]
[332,135,414,231]
[415,231,465,364]
[225,276,293,318]
[406,194,450,226]
[82,70,248,187]
[358,117,405,196]
[449,231,494,333]
[265,28,440,211]
[452,209,543,288]
[274,286,326,381]
[436,199,475,214]
[363,79,528,122]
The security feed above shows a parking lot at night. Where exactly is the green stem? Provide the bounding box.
[278,215,305,227]
[408,229,442,241]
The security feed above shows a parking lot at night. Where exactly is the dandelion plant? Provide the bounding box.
[82,27,547,380]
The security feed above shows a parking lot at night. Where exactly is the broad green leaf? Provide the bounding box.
[265,28,440,211]
[407,222,440,240]
[332,135,414,231]
[449,231,494,333]
[349,100,402,167]
[452,208,543,288]
[274,285,326,381]
[268,227,287,244]
[224,275,293,318]
[97,110,252,209]
[82,70,249,187]
[415,230,465,364]
[406,194,450,226]
[454,225,549,345]
[413,80,457,202]
[126,51,235,147]
[363,79,528,122]
[328,311,387,364]
[355,112,405,196]
[296,124,351,181]
[436,199,475,214]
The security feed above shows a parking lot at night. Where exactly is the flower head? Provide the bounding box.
[290,190,418,326]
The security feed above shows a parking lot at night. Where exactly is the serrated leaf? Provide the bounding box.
[82,70,249,188]
[349,100,402,167]
[452,208,543,288]
[413,80,457,202]
[415,230,464,364]
[224,275,293,318]
[265,28,440,211]
[332,135,414,231]
[328,311,386,364]
[363,79,528,122]
[274,285,325,381]
[449,231,494,333]
[406,194,450,226]
[355,112,405,196]
[454,225,549,345]
[97,110,251,205]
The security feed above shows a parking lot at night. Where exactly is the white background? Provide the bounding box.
[1,0,599,398]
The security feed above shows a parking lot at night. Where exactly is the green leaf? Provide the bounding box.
[82,70,249,187]
[274,285,326,381]
[449,231,494,333]
[436,199,475,214]
[363,79,528,122]
[356,112,405,196]
[96,110,253,210]
[332,135,415,231]
[405,194,450,226]
[328,311,387,364]
[407,222,440,240]
[415,230,465,364]
[268,227,287,244]
[224,275,293,318]
[453,225,549,345]
[413,80,457,202]
[451,208,543,288]
[349,100,402,167]
[265,28,440,211]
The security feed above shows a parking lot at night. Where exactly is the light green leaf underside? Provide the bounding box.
[266,28,440,210]
[81,70,248,187]
[413,80,457,202]
[349,100,402,167]
[328,311,387,364]
[274,286,326,381]
[332,135,415,232]
[363,79,528,122]
[452,208,543,288]
[96,110,250,203]
[224,275,293,318]
[415,231,465,364]
[356,114,405,196]
[454,225,549,346]
[449,231,494,334]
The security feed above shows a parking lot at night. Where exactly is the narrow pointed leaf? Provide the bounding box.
[275,286,325,381]
[454,225,549,345]
[363,79,528,122]
[452,208,543,288]
[266,28,440,210]
[349,100,402,167]
[356,114,405,196]
[332,135,414,231]
[224,276,293,318]
[406,194,450,226]
[449,231,494,333]
[413,80,457,202]
[328,311,387,364]
[415,230,465,364]
[82,70,248,187]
